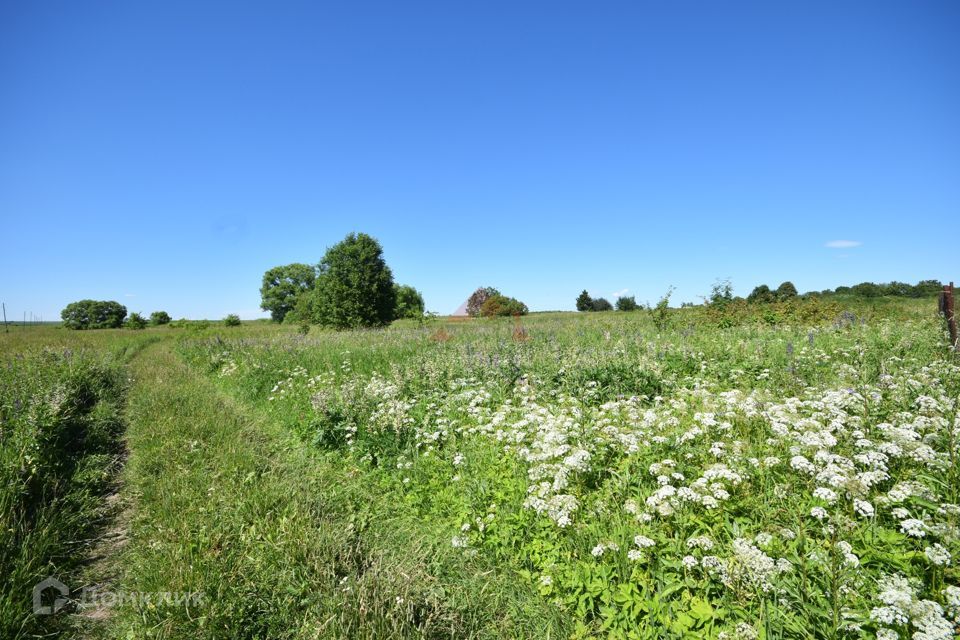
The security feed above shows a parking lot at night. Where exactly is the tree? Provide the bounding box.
[912,280,943,297]
[150,311,171,325]
[591,297,613,312]
[708,279,734,307]
[851,282,881,297]
[311,233,396,329]
[467,287,500,317]
[224,314,241,327]
[479,295,528,317]
[775,281,798,301]
[61,300,127,330]
[393,284,425,320]
[747,284,775,304]
[576,290,593,312]
[126,312,147,329]
[615,296,639,311]
[260,263,317,323]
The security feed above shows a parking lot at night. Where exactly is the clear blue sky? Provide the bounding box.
[1,1,957,319]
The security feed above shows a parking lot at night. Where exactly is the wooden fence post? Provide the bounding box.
[942,282,958,351]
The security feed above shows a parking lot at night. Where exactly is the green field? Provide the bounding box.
[1,299,959,639]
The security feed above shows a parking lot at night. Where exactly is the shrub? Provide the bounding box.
[467,287,500,317]
[260,263,317,323]
[576,290,593,311]
[393,284,425,320]
[126,312,148,329]
[591,297,613,312]
[224,314,241,327]
[60,300,127,329]
[311,233,396,329]
[150,311,171,325]
[479,295,528,317]
[648,287,674,331]
[615,296,639,311]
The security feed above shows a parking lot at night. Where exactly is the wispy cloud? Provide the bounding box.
[825,240,861,249]
[124,293,137,298]
[611,288,629,298]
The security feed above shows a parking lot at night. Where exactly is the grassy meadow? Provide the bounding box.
[1,297,958,639]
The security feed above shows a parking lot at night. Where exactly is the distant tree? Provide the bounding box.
[126,312,147,329]
[224,314,241,327]
[834,286,852,295]
[150,311,171,325]
[708,279,734,307]
[393,284,425,320]
[912,280,943,298]
[851,282,882,297]
[61,300,127,330]
[260,263,317,323]
[591,297,613,312]
[311,233,396,329]
[615,296,639,311]
[747,284,775,304]
[479,295,528,317]
[775,281,798,301]
[576,290,593,312]
[467,287,500,317]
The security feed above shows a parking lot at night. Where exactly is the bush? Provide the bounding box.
[576,290,593,311]
[393,284,425,320]
[310,233,396,329]
[61,300,127,329]
[615,296,639,311]
[224,314,241,327]
[150,311,171,325]
[479,295,528,317]
[747,284,775,304]
[648,287,674,331]
[467,287,500,317]
[126,312,148,329]
[591,297,613,312]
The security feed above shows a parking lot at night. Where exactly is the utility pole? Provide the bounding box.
[2,303,7,333]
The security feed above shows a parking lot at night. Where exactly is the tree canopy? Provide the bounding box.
[260,263,317,323]
[394,284,425,320]
[310,233,396,329]
[61,300,127,330]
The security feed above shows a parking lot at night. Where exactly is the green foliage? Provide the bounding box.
[224,314,241,327]
[648,287,674,331]
[467,287,501,317]
[747,284,775,304]
[260,263,317,323]
[615,296,639,311]
[479,294,529,317]
[707,278,734,307]
[775,281,798,300]
[576,290,593,312]
[393,284,425,320]
[150,310,171,325]
[0,349,128,637]
[591,297,613,312]
[126,312,148,329]
[60,299,127,330]
[311,233,396,329]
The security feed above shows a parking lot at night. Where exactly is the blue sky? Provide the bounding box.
[1,1,957,319]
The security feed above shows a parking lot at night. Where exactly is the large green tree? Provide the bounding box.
[393,284,425,320]
[260,263,317,323]
[311,233,396,329]
[466,287,500,317]
[576,290,593,311]
[61,300,127,329]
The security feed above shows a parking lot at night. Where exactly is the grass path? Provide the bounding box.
[94,342,555,639]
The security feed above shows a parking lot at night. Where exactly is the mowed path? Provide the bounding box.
[92,342,534,640]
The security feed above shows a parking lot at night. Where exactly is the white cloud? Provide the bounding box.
[825,240,862,249]
[611,288,629,298]
[124,293,137,298]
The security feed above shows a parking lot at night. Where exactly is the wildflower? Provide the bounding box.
[924,544,951,566]
[900,519,927,538]
[682,555,698,568]
[853,499,874,518]
[634,535,655,548]
[810,506,828,520]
